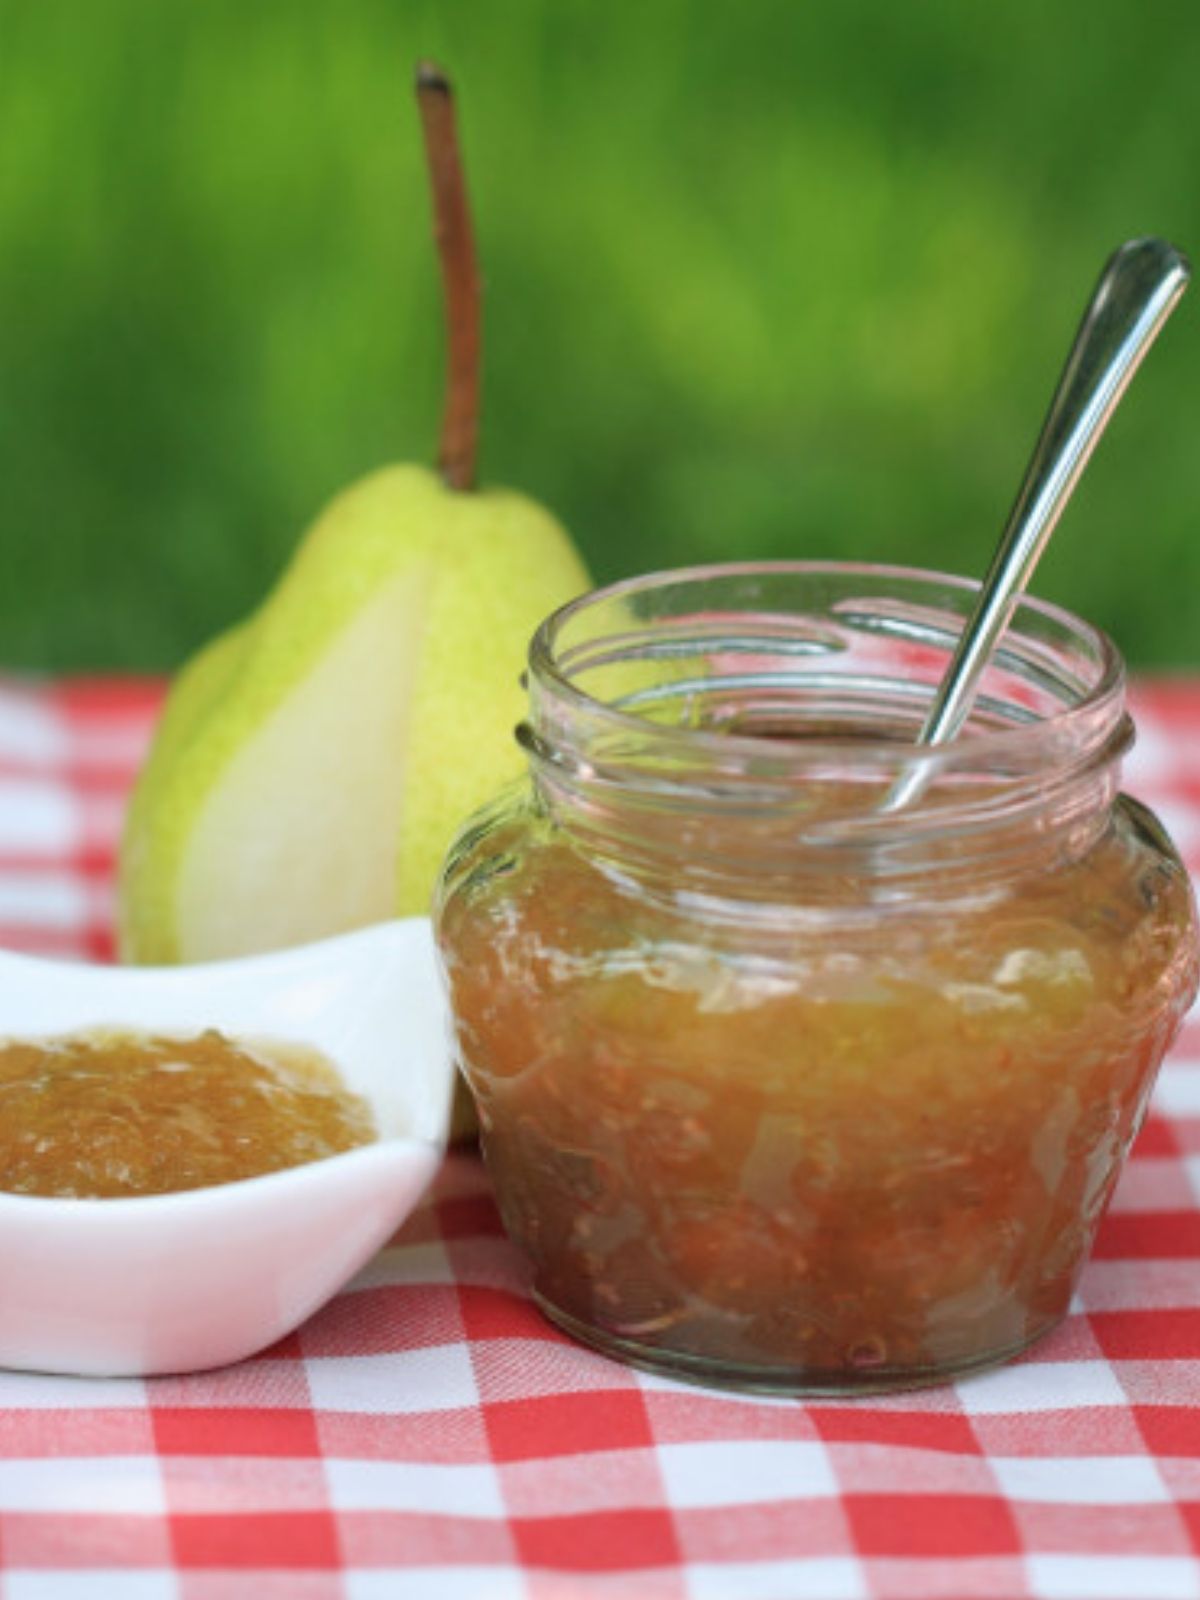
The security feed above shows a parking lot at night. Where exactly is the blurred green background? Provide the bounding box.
[2,0,1199,671]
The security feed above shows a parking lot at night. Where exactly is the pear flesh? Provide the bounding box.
[119,464,590,964]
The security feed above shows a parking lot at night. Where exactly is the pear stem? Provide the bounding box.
[416,62,481,493]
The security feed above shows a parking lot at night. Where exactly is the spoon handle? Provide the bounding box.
[883,237,1190,813]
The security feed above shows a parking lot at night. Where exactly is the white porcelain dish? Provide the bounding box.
[0,918,453,1377]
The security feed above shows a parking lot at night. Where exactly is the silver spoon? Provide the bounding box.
[884,236,1190,813]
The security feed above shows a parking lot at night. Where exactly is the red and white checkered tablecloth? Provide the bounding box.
[0,675,1199,1600]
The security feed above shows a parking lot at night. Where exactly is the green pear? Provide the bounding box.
[119,466,588,961]
[118,64,590,967]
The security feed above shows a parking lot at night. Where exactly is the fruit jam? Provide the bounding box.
[435,565,1200,1392]
[0,1030,377,1198]
[440,800,1195,1390]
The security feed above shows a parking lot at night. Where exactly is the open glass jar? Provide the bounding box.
[434,563,1199,1394]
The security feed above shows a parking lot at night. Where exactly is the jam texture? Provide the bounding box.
[0,1030,377,1198]
[438,795,1198,1391]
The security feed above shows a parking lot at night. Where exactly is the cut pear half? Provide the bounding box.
[176,565,432,959]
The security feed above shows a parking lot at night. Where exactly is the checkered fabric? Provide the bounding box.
[0,674,1198,1600]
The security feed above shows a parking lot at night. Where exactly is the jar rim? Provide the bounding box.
[527,559,1126,778]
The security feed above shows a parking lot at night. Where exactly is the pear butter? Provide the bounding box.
[0,1030,376,1198]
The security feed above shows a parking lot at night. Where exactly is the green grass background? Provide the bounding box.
[2,0,1199,670]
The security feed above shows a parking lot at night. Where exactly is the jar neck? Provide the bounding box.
[518,563,1130,908]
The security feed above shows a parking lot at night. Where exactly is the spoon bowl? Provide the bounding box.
[0,918,452,1377]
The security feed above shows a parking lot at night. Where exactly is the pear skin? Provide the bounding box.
[118,464,589,964]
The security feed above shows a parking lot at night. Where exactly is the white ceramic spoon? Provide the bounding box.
[0,917,452,1377]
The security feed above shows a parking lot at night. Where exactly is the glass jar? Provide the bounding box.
[434,563,1199,1394]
